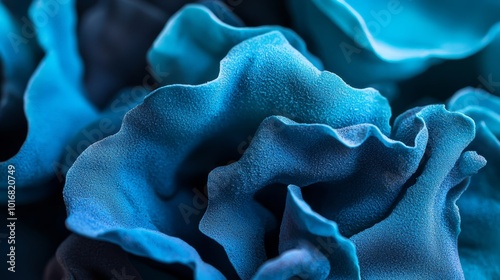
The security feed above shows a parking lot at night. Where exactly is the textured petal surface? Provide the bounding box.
[448,89,500,279]
[350,106,484,279]
[259,185,359,280]
[287,0,500,86]
[64,31,389,279]
[200,106,484,278]
[0,0,99,203]
[147,4,322,86]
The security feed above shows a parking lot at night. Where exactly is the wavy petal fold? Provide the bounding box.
[147,4,322,86]
[200,106,484,278]
[287,0,500,86]
[0,0,99,203]
[448,88,500,279]
[64,31,390,279]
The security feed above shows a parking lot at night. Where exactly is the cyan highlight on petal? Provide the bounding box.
[287,0,500,86]
[448,88,500,279]
[0,1,37,160]
[262,185,360,280]
[1,0,161,203]
[0,0,99,203]
[64,31,390,279]
[147,3,323,87]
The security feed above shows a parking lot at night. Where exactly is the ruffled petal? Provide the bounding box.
[448,88,500,279]
[200,106,484,278]
[64,31,389,278]
[287,0,500,86]
[147,4,322,86]
[0,0,99,203]
[254,185,359,280]
[350,106,485,279]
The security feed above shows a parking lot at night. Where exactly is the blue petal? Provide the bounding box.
[0,0,99,203]
[350,106,484,279]
[199,115,417,278]
[254,185,359,280]
[288,0,500,86]
[252,242,330,280]
[147,4,323,86]
[448,88,500,279]
[64,31,389,278]
[0,2,36,137]
[200,106,484,278]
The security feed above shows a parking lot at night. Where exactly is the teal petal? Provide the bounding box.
[200,106,484,278]
[147,4,323,86]
[288,0,500,86]
[254,185,359,280]
[64,31,389,279]
[0,0,98,203]
[448,88,500,279]
[351,106,484,279]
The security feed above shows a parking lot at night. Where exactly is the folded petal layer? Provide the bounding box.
[65,31,390,278]
[448,89,500,279]
[200,106,484,278]
[148,4,322,86]
[0,0,99,203]
[287,0,500,86]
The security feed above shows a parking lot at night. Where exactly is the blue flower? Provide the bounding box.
[63,30,388,278]
[63,30,485,279]
[200,108,484,279]
[1,1,498,279]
